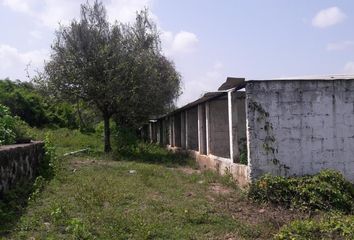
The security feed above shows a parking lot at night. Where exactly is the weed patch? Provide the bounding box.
[249,170,354,213]
[116,141,196,168]
[275,213,354,240]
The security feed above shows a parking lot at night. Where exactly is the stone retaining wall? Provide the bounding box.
[0,141,44,196]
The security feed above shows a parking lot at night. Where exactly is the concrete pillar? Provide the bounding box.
[185,111,189,149]
[198,104,207,154]
[228,91,234,161]
[149,122,153,142]
[168,117,172,146]
[156,121,161,144]
[205,102,210,155]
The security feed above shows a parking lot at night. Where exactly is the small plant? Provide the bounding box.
[239,150,248,165]
[38,133,59,179]
[274,213,354,240]
[249,170,354,213]
[66,218,92,239]
[28,176,46,202]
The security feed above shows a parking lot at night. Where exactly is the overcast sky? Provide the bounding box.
[0,0,353,106]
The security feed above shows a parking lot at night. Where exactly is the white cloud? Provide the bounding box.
[343,62,354,74]
[106,0,155,23]
[0,44,49,80]
[312,7,346,28]
[0,0,154,29]
[162,31,198,56]
[0,0,198,83]
[1,0,33,14]
[326,40,354,51]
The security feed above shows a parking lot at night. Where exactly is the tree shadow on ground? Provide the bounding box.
[116,142,196,168]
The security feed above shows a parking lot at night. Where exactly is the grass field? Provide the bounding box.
[1,129,305,239]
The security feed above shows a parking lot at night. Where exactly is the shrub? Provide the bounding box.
[0,104,17,145]
[0,79,81,129]
[114,126,138,153]
[249,170,354,213]
[12,118,32,143]
[38,133,59,179]
[274,214,354,240]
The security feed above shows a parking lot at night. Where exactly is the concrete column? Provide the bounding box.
[185,111,189,149]
[198,104,206,154]
[169,117,172,146]
[228,91,234,161]
[156,121,161,144]
[205,102,210,155]
[149,122,153,142]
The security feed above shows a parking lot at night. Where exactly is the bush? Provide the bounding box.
[38,133,59,179]
[114,126,138,153]
[274,214,354,240]
[249,170,354,213]
[0,104,17,145]
[0,79,80,128]
[0,104,33,145]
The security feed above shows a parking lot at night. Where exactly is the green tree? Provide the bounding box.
[41,1,181,152]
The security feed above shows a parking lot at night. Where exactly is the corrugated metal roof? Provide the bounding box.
[151,77,246,121]
[247,74,354,81]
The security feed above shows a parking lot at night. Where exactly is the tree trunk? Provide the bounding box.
[103,114,112,152]
[76,101,86,130]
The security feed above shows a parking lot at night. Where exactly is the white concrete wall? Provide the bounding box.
[246,80,354,182]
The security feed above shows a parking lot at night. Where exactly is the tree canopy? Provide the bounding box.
[40,1,181,152]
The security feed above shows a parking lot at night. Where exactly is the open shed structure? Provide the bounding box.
[144,75,354,186]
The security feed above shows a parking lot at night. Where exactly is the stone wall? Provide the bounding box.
[0,141,44,196]
[246,80,354,182]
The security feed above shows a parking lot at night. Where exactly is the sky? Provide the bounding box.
[0,0,353,106]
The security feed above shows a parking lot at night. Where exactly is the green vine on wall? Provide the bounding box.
[249,100,290,174]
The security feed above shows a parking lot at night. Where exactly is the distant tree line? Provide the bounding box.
[0,79,98,130]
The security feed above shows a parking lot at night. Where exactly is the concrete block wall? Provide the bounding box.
[246,80,354,182]
[180,112,186,149]
[0,141,44,195]
[208,96,230,158]
[231,91,247,162]
[186,107,199,151]
[173,113,182,147]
